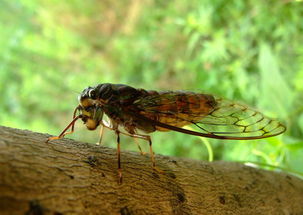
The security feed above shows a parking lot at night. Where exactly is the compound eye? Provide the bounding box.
[88,89,97,99]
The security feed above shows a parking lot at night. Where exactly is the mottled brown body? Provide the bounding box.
[50,83,286,141]
[47,83,286,183]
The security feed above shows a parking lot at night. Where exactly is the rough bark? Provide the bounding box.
[0,126,302,215]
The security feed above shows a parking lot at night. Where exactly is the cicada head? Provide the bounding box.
[77,85,110,130]
[77,105,104,130]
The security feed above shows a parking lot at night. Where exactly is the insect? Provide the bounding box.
[47,83,286,182]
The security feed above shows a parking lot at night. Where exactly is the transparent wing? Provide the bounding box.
[189,98,286,139]
[131,94,286,140]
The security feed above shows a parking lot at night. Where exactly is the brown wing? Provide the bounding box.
[131,92,286,140]
[133,91,216,130]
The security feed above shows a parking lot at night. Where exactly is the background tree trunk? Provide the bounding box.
[0,126,302,215]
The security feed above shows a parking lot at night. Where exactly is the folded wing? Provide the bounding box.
[131,92,286,140]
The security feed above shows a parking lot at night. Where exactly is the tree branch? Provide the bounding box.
[0,126,302,215]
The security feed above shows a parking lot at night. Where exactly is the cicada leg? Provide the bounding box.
[96,125,104,145]
[47,106,82,143]
[100,120,146,155]
[46,115,81,143]
[117,132,163,174]
[100,121,164,181]
[133,137,146,155]
[115,130,122,184]
[101,121,123,183]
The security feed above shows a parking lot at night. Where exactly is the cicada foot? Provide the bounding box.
[118,168,123,184]
[152,166,165,175]
[46,136,61,143]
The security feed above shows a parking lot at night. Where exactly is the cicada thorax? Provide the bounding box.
[138,91,218,131]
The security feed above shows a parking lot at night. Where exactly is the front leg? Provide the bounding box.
[96,125,104,145]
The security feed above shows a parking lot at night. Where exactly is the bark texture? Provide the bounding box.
[0,126,302,215]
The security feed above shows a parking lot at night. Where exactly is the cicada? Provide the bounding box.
[47,83,286,182]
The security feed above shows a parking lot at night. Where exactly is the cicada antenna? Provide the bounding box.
[70,89,81,95]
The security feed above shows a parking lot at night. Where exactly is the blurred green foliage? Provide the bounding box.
[1,0,302,175]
